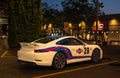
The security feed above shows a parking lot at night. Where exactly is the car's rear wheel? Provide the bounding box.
[92,49,100,63]
[52,52,66,69]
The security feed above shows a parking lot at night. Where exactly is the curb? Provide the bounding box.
[110,61,120,66]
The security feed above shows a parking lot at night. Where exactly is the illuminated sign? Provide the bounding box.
[92,23,104,31]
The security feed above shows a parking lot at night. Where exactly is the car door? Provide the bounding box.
[56,38,86,58]
[65,38,85,57]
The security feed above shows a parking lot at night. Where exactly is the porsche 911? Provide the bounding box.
[17,36,103,69]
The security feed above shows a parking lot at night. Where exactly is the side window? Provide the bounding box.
[56,39,69,45]
[68,38,83,45]
[56,38,83,45]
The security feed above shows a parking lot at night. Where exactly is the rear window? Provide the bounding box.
[34,36,63,43]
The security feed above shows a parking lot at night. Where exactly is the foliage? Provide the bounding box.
[8,0,42,48]
[42,2,64,28]
[60,0,104,37]
[61,0,104,24]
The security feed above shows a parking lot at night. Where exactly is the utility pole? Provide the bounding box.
[94,0,99,44]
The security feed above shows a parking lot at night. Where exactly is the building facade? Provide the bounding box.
[105,14,120,45]
[62,14,120,45]
[86,14,120,45]
[0,1,8,34]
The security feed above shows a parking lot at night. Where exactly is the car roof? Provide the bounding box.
[48,35,65,39]
[46,36,77,44]
[47,36,76,40]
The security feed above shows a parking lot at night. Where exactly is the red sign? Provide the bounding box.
[92,23,104,31]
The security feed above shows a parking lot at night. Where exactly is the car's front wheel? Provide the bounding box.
[92,49,101,63]
[52,52,66,69]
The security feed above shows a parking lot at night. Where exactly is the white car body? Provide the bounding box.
[17,36,103,69]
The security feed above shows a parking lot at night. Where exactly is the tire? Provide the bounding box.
[52,52,66,69]
[92,49,100,63]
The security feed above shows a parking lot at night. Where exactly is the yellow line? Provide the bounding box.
[33,61,118,78]
[1,50,8,58]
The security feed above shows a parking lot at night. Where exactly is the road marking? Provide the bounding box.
[33,60,118,78]
[1,50,8,58]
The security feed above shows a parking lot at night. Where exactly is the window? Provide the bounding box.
[56,39,69,45]
[33,36,62,43]
[56,38,83,45]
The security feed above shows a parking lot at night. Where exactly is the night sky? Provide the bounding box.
[0,0,120,14]
[100,0,120,14]
[43,0,120,14]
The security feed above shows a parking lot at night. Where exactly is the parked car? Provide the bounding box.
[17,36,103,69]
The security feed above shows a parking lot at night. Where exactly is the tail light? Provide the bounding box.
[34,47,56,53]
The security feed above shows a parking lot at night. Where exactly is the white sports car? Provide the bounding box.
[17,36,103,69]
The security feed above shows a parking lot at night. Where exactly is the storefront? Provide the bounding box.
[0,18,8,34]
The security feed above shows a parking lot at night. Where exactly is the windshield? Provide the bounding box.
[33,36,63,43]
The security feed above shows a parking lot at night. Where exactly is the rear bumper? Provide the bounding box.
[17,51,56,66]
[17,59,37,66]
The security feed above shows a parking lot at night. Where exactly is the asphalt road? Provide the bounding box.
[0,47,120,78]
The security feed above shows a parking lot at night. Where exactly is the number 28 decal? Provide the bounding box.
[84,47,89,54]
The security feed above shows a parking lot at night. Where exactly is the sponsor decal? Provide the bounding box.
[76,48,83,54]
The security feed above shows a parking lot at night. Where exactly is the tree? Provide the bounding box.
[61,0,104,37]
[8,0,42,48]
[42,2,64,29]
